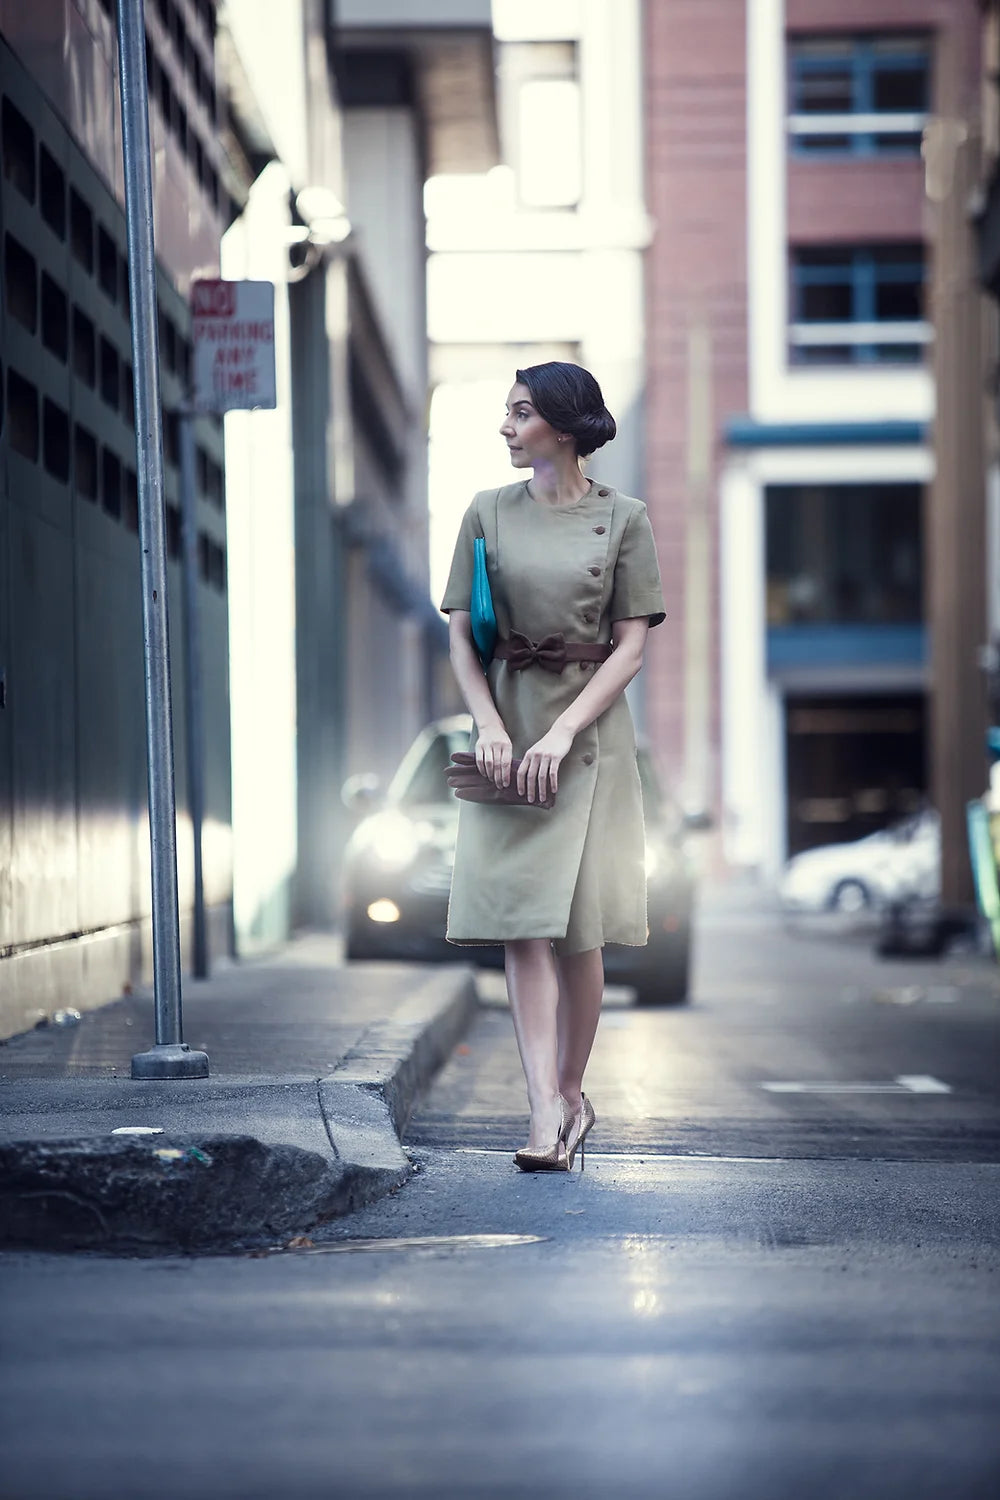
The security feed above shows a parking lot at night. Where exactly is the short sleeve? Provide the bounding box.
[439,501,480,614]
[609,504,666,626]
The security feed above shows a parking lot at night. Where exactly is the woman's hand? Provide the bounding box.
[517,724,575,804]
[476,724,513,789]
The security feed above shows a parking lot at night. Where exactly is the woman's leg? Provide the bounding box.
[555,946,605,1117]
[504,938,565,1149]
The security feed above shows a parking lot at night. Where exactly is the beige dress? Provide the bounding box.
[440,479,666,954]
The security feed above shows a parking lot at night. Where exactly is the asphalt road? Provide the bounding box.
[2,888,999,1500]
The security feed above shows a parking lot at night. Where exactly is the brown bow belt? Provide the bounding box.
[494,631,613,674]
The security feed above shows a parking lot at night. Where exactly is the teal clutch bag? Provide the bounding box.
[471,536,497,667]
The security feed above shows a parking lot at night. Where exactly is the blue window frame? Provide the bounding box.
[788,35,930,157]
[790,244,928,365]
[765,482,924,629]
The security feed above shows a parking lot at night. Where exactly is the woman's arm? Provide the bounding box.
[448,610,513,787]
[517,616,650,803]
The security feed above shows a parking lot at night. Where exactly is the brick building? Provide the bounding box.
[643,0,981,882]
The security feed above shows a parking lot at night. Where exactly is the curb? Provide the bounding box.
[318,966,479,1216]
[0,967,479,1254]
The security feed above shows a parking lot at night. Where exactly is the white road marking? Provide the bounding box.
[291,1234,544,1254]
[895,1074,953,1093]
[457,1148,805,1163]
[760,1075,951,1095]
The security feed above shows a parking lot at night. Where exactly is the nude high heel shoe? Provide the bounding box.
[514,1097,571,1173]
[565,1094,596,1172]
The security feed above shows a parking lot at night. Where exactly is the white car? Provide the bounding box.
[779,810,940,914]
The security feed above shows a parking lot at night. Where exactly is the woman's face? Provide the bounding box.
[499,383,566,468]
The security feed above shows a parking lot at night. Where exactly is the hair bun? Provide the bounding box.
[575,407,616,454]
[514,361,617,458]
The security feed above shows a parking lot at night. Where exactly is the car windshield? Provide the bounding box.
[393,728,471,807]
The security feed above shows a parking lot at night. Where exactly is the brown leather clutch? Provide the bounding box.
[446,750,556,809]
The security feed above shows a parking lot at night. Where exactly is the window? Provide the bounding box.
[790,244,927,364]
[119,252,131,317]
[39,146,66,237]
[74,424,98,501]
[42,397,70,482]
[165,503,181,558]
[98,226,118,300]
[194,0,215,44]
[124,467,139,531]
[788,35,929,156]
[41,274,68,361]
[102,447,122,517]
[122,364,135,426]
[207,455,223,508]
[163,407,179,466]
[99,336,120,408]
[146,38,159,99]
[158,65,174,128]
[73,306,96,386]
[7,369,39,461]
[4,235,37,333]
[2,97,35,201]
[70,189,94,272]
[505,41,582,210]
[766,483,922,626]
[199,533,226,591]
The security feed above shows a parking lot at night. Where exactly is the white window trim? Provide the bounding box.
[787,112,927,136]
[790,320,932,347]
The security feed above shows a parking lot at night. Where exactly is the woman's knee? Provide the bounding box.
[505,937,555,969]
[556,945,604,972]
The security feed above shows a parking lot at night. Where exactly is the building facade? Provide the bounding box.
[643,0,982,882]
[219,0,496,949]
[0,0,231,1035]
[425,0,650,680]
[0,0,495,1035]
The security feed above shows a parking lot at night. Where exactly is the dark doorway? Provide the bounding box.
[785,693,927,857]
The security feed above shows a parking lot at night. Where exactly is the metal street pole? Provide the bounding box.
[115,0,209,1078]
[179,408,208,979]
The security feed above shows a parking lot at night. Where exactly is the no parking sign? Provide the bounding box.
[190,279,277,413]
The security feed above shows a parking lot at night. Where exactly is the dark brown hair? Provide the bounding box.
[515,361,616,458]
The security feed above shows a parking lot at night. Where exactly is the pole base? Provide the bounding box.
[131,1043,210,1080]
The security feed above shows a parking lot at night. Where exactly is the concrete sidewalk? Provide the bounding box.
[0,936,478,1254]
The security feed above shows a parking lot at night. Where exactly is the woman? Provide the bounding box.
[440,362,665,1172]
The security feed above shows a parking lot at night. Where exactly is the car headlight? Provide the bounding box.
[361,812,425,871]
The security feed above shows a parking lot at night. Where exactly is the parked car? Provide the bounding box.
[779,808,940,914]
[342,715,695,1005]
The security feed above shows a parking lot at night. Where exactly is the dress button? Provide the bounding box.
[582,611,595,624]
[579,661,589,672]
[582,752,595,765]
[593,526,606,535]
[597,489,610,497]
[588,566,601,577]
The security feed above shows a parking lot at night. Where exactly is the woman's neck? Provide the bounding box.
[527,459,591,508]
